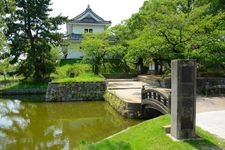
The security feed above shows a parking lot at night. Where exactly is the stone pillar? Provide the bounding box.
[171,59,196,139]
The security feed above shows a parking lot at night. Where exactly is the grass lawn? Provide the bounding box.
[52,73,103,83]
[1,61,103,90]
[0,81,48,90]
[79,115,225,150]
[0,75,22,81]
[0,75,48,90]
[4,82,48,90]
[52,62,103,83]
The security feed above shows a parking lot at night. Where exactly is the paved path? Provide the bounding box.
[107,81,149,90]
[197,110,225,139]
[107,80,225,139]
[196,96,225,113]
[107,81,149,103]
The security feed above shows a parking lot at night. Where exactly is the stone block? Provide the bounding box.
[46,81,106,101]
[171,59,196,139]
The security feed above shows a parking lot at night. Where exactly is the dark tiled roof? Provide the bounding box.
[69,33,83,40]
[72,5,111,24]
[80,17,98,23]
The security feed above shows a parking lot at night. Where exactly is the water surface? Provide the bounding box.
[0,98,141,149]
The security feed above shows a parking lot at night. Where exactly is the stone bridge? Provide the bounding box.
[141,86,171,114]
[105,80,172,118]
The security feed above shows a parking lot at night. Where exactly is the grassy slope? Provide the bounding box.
[90,115,225,150]
[0,61,103,90]
[53,73,103,82]
[52,62,103,82]
[0,75,48,90]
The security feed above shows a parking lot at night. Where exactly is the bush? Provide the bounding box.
[66,65,78,78]
[52,63,92,79]
[52,73,103,82]
[100,59,134,74]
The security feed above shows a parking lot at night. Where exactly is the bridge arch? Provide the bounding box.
[141,87,171,114]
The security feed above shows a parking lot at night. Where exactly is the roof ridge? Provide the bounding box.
[72,5,110,23]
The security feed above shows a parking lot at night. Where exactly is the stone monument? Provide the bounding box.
[171,59,196,139]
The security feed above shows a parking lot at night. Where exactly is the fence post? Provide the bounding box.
[141,85,145,100]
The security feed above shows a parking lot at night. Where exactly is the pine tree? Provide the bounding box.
[4,0,67,81]
[0,1,5,53]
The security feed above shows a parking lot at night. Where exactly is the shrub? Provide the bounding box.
[52,63,92,79]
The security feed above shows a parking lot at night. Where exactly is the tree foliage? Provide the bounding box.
[3,0,67,81]
[111,0,225,74]
[81,30,132,74]
[81,32,110,74]
[0,0,7,58]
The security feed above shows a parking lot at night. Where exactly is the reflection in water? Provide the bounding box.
[0,99,141,149]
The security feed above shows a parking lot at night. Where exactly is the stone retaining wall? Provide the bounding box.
[197,77,225,95]
[104,91,142,119]
[46,81,106,102]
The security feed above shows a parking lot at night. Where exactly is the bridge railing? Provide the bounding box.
[141,86,171,113]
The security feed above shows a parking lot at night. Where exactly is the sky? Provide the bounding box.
[50,0,146,33]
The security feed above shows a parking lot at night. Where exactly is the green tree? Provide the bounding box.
[0,0,11,79]
[121,0,225,74]
[107,23,142,72]
[0,58,15,80]
[3,0,67,81]
[60,40,69,59]
[0,0,6,59]
[81,32,110,74]
[194,0,225,13]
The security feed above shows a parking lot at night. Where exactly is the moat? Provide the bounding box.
[0,97,141,149]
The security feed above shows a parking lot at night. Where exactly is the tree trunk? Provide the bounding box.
[3,71,6,80]
[159,60,163,75]
[153,59,159,75]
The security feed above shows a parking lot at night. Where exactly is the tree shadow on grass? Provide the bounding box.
[7,82,48,90]
[184,131,225,150]
[185,137,220,150]
[78,140,132,150]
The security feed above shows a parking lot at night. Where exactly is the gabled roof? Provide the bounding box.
[72,5,111,24]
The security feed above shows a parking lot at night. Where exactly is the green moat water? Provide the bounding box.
[0,98,141,149]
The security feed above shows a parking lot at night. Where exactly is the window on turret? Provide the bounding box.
[84,29,89,33]
[84,28,93,33]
